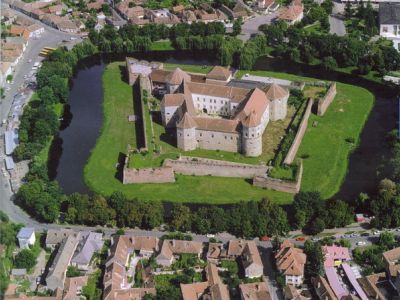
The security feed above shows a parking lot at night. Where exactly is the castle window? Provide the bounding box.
[211,134,214,138]
[225,136,227,139]
[245,133,248,137]
[221,100,223,104]
[252,134,254,137]
[200,133,202,137]
[230,136,233,140]
[197,97,200,100]
[187,134,189,137]
[179,133,182,136]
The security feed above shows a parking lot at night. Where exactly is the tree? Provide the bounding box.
[325,200,354,228]
[14,249,36,270]
[345,1,352,19]
[170,204,192,232]
[307,217,326,235]
[232,17,242,36]
[322,56,337,71]
[66,265,81,277]
[378,231,397,251]
[304,240,324,276]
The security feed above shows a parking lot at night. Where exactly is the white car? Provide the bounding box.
[373,230,381,235]
[206,234,215,238]
[356,241,366,246]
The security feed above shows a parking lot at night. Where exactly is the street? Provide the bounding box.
[329,1,346,36]
[240,12,280,41]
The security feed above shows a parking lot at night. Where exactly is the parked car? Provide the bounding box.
[259,235,271,241]
[206,234,215,238]
[295,236,305,241]
[356,241,366,246]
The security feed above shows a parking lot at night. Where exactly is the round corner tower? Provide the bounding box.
[241,114,262,157]
[176,113,197,151]
[267,83,289,121]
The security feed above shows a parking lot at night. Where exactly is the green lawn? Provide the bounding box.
[150,40,175,51]
[237,70,375,199]
[163,63,213,74]
[84,62,292,204]
[85,63,373,204]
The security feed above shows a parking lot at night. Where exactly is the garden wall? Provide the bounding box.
[138,76,150,150]
[317,82,337,116]
[163,156,268,178]
[283,99,313,165]
[253,161,303,193]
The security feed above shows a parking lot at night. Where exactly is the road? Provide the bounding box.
[0,7,82,227]
[329,1,346,36]
[240,12,280,41]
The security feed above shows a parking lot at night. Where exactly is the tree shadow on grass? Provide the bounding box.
[118,65,129,84]
[115,152,126,182]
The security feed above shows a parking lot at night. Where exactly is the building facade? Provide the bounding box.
[379,3,400,51]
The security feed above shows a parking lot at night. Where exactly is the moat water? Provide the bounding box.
[49,51,398,202]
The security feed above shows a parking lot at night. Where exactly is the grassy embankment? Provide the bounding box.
[84,62,373,203]
[237,70,374,199]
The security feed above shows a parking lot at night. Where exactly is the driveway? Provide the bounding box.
[240,12,280,41]
[329,15,346,36]
[28,249,46,291]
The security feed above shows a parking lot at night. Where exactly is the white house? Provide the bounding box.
[379,3,400,51]
[17,227,36,249]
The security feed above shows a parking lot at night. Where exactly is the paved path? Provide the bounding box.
[329,15,346,36]
[240,12,279,41]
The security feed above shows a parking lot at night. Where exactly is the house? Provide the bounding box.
[275,240,306,286]
[103,235,158,300]
[227,240,264,278]
[71,232,103,270]
[207,242,224,263]
[239,282,271,300]
[46,235,79,291]
[26,24,45,37]
[5,37,28,51]
[322,245,351,267]
[180,263,230,300]
[312,275,337,300]
[382,247,400,291]
[220,3,248,19]
[257,0,277,11]
[156,239,204,267]
[46,229,75,249]
[379,3,400,51]
[278,0,303,25]
[47,4,66,15]
[1,9,17,25]
[17,227,35,249]
[63,276,88,300]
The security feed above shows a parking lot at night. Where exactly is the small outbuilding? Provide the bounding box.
[17,227,35,249]
[355,214,365,223]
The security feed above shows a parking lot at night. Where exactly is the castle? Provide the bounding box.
[127,58,289,157]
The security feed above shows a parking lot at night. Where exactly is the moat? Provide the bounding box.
[48,51,397,202]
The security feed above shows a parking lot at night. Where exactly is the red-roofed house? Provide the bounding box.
[322,245,351,268]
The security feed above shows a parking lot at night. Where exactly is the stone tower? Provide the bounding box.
[266,83,289,121]
[241,112,262,157]
[176,112,197,151]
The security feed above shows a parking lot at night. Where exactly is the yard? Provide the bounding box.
[237,70,374,199]
[84,62,373,204]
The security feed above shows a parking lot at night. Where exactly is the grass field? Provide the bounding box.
[237,70,375,199]
[84,63,373,203]
[84,62,293,204]
[150,41,175,51]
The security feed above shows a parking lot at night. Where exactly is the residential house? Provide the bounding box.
[278,0,303,25]
[147,9,180,26]
[45,229,75,249]
[46,4,67,16]
[379,3,400,51]
[103,235,158,300]
[9,25,30,42]
[239,282,271,300]
[220,2,248,19]
[26,24,45,37]
[46,235,79,291]
[322,245,351,267]
[382,247,400,291]
[62,276,88,300]
[71,232,103,270]
[257,0,277,11]
[180,263,230,300]
[357,272,387,300]
[312,275,337,300]
[17,227,35,249]
[195,9,226,24]
[87,0,105,11]
[207,243,224,264]
[227,240,264,278]
[1,49,23,66]
[57,19,80,33]
[156,239,203,267]
[5,37,28,51]
[1,9,17,25]
[181,10,197,23]
[11,269,27,280]
[275,240,306,286]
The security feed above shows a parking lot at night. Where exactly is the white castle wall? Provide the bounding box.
[191,93,234,117]
[195,130,240,152]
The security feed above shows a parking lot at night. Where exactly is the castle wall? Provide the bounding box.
[317,82,337,116]
[163,156,268,178]
[195,130,240,152]
[161,105,180,127]
[253,161,303,193]
[177,127,197,151]
[191,93,233,117]
[270,95,288,121]
[283,98,313,165]
[242,125,263,157]
[123,167,175,184]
